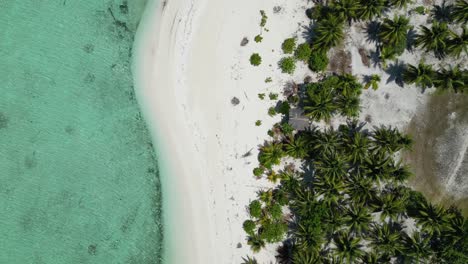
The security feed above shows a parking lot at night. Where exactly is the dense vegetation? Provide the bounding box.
[243,1,468,263]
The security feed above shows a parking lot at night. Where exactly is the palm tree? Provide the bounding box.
[337,74,362,97]
[358,0,386,20]
[447,27,467,58]
[337,94,360,118]
[363,151,394,183]
[344,205,372,234]
[391,163,413,183]
[314,152,349,181]
[415,22,451,59]
[303,89,337,122]
[313,128,340,155]
[403,62,435,90]
[402,232,432,263]
[369,223,405,257]
[292,250,320,264]
[313,176,346,206]
[359,251,389,264]
[364,74,381,90]
[434,65,467,93]
[371,125,407,154]
[312,16,345,51]
[241,255,258,264]
[414,201,452,236]
[333,231,365,263]
[372,191,407,222]
[331,0,360,25]
[378,16,410,55]
[388,0,413,8]
[247,234,266,253]
[451,0,468,24]
[258,142,284,169]
[345,132,369,164]
[285,135,309,159]
[345,171,377,206]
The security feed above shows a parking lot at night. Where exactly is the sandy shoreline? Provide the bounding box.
[134,0,312,262]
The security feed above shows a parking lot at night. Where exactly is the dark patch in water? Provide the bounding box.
[83,44,94,54]
[121,206,139,233]
[24,151,37,169]
[0,112,9,129]
[84,73,96,84]
[87,244,97,255]
[64,125,75,135]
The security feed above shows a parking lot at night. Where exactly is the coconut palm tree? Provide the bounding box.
[358,0,386,20]
[364,74,381,90]
[372,191,407,222]
[403,62,435,90]
[247,234,266,252]
[415,22,451,59]
[344,132,369,164]
[345,171,377,206]
[313,176,346,206]
[388,0,413,8]
[447,27,468,58]
[363,151,394,183]
[402,231,432,263]
[337,94,360,118]
[312,16,345,51]
[337,74,362,97]
[451,0,468,24]
[378,16,410,55]
[303,88,337,122]
[434,65,467,93]
[369,223,405,257]
[344,205,372,234]
[292,250,321,264]
[312,128,341,156]
[370,125,405,154]
[331,0,360,25]
[414,201,452,236]
[391,163,413,183]
[258,142,284,169]
[314,152,349,181]
[285,135,309,159]
[333,231,365,263]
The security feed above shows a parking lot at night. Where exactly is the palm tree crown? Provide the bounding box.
[415,22,451,59]
[403,62,435,90]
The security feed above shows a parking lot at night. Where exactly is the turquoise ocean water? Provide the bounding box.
[0,1,163,263]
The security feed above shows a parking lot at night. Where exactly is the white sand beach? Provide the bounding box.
[134,0,467,263]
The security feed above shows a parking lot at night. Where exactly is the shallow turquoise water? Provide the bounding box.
[0,1,163,263]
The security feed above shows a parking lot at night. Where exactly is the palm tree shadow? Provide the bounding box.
[301,162,315,187]
[406,28,417,52]
[301,23,317,42]
[385,60,406,87]
[369,50,382,68]
[432,1,453,23]
[365,21,380,44]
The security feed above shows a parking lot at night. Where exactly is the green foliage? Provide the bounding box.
[259,221,287,243]
[250,53,262,66]
[415,22,451,59]
[364,74,381,90]
[260,10,268,27]
[281,38,296,54]
[277,101,290,115]
[249,200,262,218]
[258,93,265,100]
[269,203,283,220]
[253,167,264,177]
[413,6,426,15]
[434,65,467,93]
[279,57,296,74]
[452,0,468,24]
[358,0,386,20]
[403,62,435,90]
[295,43,312,61]
[388,0,413,8]
[268,107,277,116]
[312,16,344,51]
[254,34,263,43]
[269,93,278,100]
[258,142,283,169]
[243,220,256,235]
[247,234,265,252]
[378,16,410,57]
[255,120,262,126]
[241,256,258,264]
[265,77,272,83]
[447,27,468,58]
[308,50,329,72]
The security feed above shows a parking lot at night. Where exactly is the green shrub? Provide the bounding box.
[267,130,274,137]
[258,93,266,100]
[255,120,262,126]
[295,43,312,61]
[268,107,277,116]
[269,93,278,100]
[243,220,256,235]
[250,53,262,66]
[308,51,329,72]
[281,122,294,135]
[253,167,264,177]
[277,101,290,115]
[254,35,263,43]
[259,221,287,243]
[270,204,283,220]
[279,57,296,74]
[281,38,296,54]
[260,10,268,27]
[249,200,262,218]
[414,6,425,15]
[265,77,272,83]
